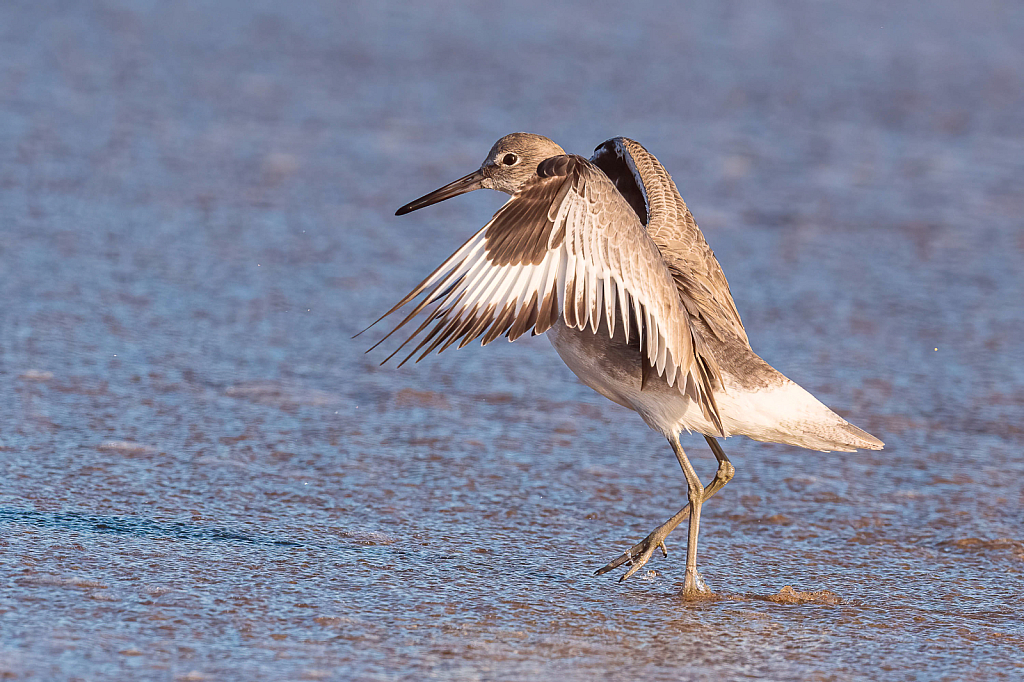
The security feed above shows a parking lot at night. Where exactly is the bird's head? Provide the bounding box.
[396,133,566,215]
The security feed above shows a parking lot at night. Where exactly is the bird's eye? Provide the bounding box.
[501,153,519,166]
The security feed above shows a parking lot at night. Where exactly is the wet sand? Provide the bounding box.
[1,1,1022,680]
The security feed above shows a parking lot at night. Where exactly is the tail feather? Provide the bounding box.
[838,422,884,450]
[720,378,884,453]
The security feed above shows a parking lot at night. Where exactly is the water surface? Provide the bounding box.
[1,1,1022,679]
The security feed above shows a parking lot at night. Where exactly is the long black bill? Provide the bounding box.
[395,169,487,216]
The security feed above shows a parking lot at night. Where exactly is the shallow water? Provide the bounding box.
[1,1,1023,680]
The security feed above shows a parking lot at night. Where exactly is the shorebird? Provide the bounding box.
[361,133,883,594]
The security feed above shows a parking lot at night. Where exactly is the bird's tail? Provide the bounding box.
[722,378,883,453]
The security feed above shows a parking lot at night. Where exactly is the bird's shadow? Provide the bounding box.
[0,507,307,548]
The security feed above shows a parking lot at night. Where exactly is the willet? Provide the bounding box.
[361,133,883,594]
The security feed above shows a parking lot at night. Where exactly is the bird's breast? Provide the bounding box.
[546,318,700,436]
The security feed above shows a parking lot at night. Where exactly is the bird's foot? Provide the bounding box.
[594,525,672,582]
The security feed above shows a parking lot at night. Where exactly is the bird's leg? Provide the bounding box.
[595,435,735,582]
[671,435,707,594]
[704,435,736,499]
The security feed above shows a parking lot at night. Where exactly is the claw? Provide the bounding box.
[595,532,668,580]
[595,436,736,584]
[619,545,657,581]
[595,517,680,581]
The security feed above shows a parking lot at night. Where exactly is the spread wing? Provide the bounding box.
[591,138,749,347]
[363,154,722,432]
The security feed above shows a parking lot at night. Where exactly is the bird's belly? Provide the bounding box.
[546,319,699,436]
[547,319,878,450]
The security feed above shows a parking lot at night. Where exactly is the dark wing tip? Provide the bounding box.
[592,138,619,157]
[592,137,636,159]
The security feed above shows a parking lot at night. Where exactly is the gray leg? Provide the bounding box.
[595,435,735,583]
[671,435,706,593]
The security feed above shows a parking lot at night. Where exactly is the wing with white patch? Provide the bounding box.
[363,154,723,433]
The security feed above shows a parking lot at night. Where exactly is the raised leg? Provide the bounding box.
[595,435,735,583]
